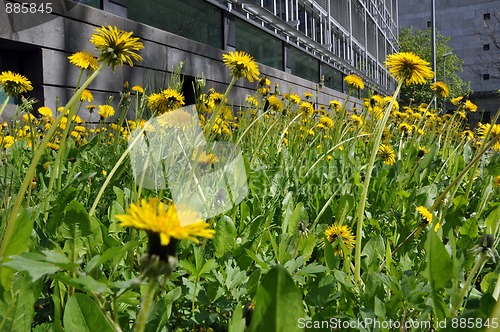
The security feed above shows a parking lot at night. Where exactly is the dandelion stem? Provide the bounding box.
[451,252,487,316]
[134,278,157,332]
[89,122,148,217]
[354,80,403,285]
[0,96,9,119]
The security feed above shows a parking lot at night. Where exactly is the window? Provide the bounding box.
[483,44,490,50]
[235,18,284,71]
[128,0,223,49]
[483,74,490,80]
[427,21,431,28]
[288,47,319,82]
[484,13,490,20]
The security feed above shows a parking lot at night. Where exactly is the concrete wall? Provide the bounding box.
[0,0,362,122]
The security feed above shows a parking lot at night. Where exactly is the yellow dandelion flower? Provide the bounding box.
[98,105,115,119]
[147,89,185,114]
[416,206,432,224]
[378,144,396,165]
[37,106,53,118]
[208,92,226,108]
[464,100,477,113]
[303,91,313,99]
[318,116,334,129]
[72,115,84,124]
[0,71,33,96]
[451,96,464,106]
[350,114,364,127]
[329,100,342,111]
[80,89,94,102]
[287,93,301,104]
[385,52,434,85]
[46,142,59,151]
[299,101,314,114]
[90,25,144,70]
[267,95,282,111]
[478,123,500,139]
[462,130,474,140]
[70,131,80,139]
[132,85,144,93]
[1,135,15,148]
[344,74,365,90]
[22,113,35,122]
[430,81,449,98]
[322,224,356,256]
[68,50,98,70]
[258,76,271,87]
[75,125,86,133]
[246,95,259,107]
[193,148,219,168]
[116,198,215,246]
[222,51,260,82]
[398,122,413,135]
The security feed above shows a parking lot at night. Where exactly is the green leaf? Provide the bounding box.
[66,275,111,294]
[423,230,452,320]
[335,194,354,225]
[485,204,500,235]
[228,302,245,332]
[3,253,61,281]
[60,201,92,240]
[361,234,385,265]
[285,202,308,237]
[213,215,237,258]
[460,218,478,238]
[63,293,114,332]
[0,208,35,291]
[250,265,304,332]
[85,241,139,273]
[423,230,453,290]
[2,274,40,332]
[145,287,182,332]
[480,272,498,293]
[198,259,218,277]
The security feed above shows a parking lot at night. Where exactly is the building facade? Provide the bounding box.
[0,0,399,119]
[399,0,499,121]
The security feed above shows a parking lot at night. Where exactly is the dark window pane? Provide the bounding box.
[322,64,343,92]
[128,0,222,49]
[289,47,318,82]
[235,19,284,70]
